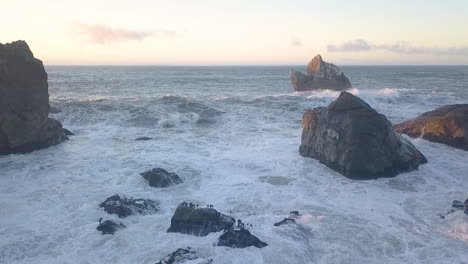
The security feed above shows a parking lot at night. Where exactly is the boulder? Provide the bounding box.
[217,227,268,248]
[0,40,67,155]
[156,248,213,264]
[439,199,468,219]
[290,55,352,91]
[167,203,235,236]
[99,194,159,218]
[299,92,427,179]
[394,104,468,150]
[141,168,183,188]
[96,219,126,235]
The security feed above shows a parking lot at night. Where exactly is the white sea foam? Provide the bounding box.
[1,66,467,264]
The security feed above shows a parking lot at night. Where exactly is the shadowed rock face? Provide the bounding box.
[299,92,427,179]
[217,227,268,248]
[167,203,235,237]
[155,248,213,264]
[99,194,159,218]
[96,220,126,235]
[290,55,352,91]
[141,168,183,188]
[394,104,468,151]
[0,40,67,155]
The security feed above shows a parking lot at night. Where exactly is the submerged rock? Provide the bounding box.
[96,219,126,235]
[290,55,352,91]
[0,40,67,155]
[274,211,301,226]
[217,227,268,248]
[63,128,74,136]
[299,92,427,179]
[135,136,152,141]
[141,168,183,188]
[155,248,213,264]
[167,203,235,236]
[395,104,468,151]
[99,194,159,218]
[439,199,468,219]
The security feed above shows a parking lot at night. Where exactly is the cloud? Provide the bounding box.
[327,39,372,52]
[68,22,175,44]
[327,39,468,56]
[291,36,302,47]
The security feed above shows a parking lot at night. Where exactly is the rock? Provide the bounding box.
[99,194,159,218]
[274,218,296,226]
[394,104,468,150]
[217,227,268,248]
[135,136,152,141]
[290,55,352,91]
[299,92,427,179]
[155,248,213,264]
[274,211,301,226]
[440,199,468,218]
[167,203,235,236]
[96,219,126,235]
[0,40,67,155]
[63,128,74,136]
[141,168,183,188]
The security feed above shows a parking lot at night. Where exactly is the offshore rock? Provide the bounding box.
[96,219,126,235]
[0,40,67,154]
[395,104,468,150]
[167,203,235,237]
[141,168,183,188]
[290,55,352,91]
[99,194,159,218]
[155,248,213,264]
[299,92,427,179]
[217,227,268,248]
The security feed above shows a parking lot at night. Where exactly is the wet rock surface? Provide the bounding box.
[99,194,159,218]
[96,219,126,235]
[300,92,427,179]
[155,248,213,264]
[217,227,268,248]
[0,40,67,155]
[135,136,152,141]
[395,104,468,150]
[141,168,183,188]
[167,203,235,236]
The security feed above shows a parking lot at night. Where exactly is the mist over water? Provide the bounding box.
[1,66,467,263]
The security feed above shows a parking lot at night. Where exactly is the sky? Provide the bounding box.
[1,0,468,65]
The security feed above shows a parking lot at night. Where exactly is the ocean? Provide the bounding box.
[0,66,467,263]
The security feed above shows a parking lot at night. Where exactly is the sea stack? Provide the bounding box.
[290,55,352,91]
[299,92,427,179]
[0,40,67,155]
[395,104,468,151]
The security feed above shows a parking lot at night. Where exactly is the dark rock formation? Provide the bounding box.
[439,199,468,219]
[155,248,213,264]
[217,227,268,248]
[141,168,183,188]
[167,203,235,236]
[99,194,159,218]
[290,55,352,91]
[135,136,152,141]
[274,218,296,227]
[0,40,67,155]
[63,128,74,136]
[274,211,301,226]
[299,92,427,179]
[395,104,468,150]
[96,219,126,235]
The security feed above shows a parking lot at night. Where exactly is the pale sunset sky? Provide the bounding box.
[2,0,468,65]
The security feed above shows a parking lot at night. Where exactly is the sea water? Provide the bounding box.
[0,66,467,263]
